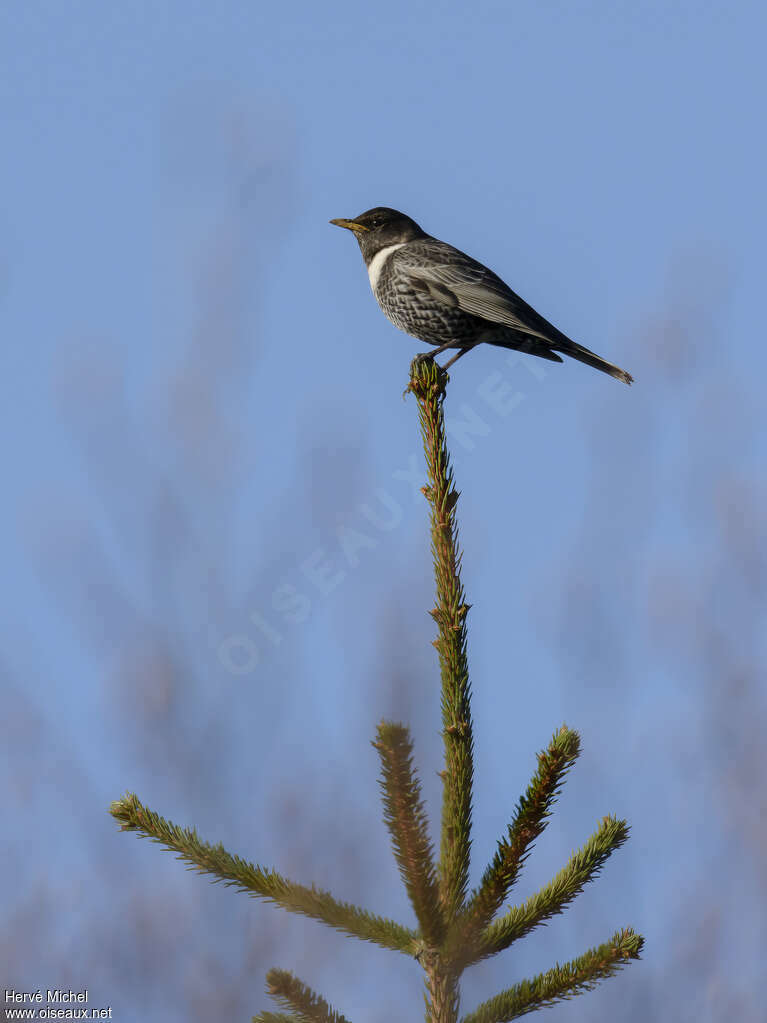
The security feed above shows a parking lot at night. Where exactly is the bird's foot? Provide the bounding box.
[407,353,449,399]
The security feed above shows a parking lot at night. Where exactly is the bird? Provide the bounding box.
[330,207,633,384]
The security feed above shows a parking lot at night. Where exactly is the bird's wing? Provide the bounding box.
[398,240,564,343]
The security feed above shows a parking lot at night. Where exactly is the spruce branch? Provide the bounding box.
[374,721,444,945]
[253,969,352,1023]
[460,928,644,1023]
[111,355,643,1021]
[449,726,580,959]
[110,792,417,955]
[469,816,631,966]
[407,356,474,923]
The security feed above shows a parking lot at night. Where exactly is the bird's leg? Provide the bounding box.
[441,347,470,370]
[425,339,462,359]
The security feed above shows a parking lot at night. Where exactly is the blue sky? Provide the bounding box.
[2,3,765,1021]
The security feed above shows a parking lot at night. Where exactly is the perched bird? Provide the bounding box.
[330,207,633,383]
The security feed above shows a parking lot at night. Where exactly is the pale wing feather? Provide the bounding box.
[396,243,558,343]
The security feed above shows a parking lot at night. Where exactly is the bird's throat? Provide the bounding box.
[367,243,407,292]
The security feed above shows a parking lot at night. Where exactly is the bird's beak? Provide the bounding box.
[329,218,369,233]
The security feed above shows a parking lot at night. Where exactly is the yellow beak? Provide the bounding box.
[329,218,369,233]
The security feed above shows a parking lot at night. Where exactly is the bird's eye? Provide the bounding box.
[371,217,383,228]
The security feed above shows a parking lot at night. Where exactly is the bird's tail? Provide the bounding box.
[552,338,634,385]
[488,330,633,385]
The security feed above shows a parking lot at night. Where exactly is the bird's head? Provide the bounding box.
[330,207,426,263]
